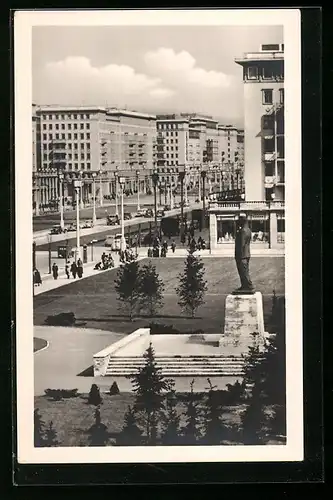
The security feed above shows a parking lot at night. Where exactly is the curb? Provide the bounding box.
[34,339,50,355]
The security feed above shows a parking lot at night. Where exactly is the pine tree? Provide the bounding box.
[88,384,103,406]
[129,343,174,445]
[114,259,141,321]
[87,408,109,446]
[181,380,202,445]
[176,251,208,318]
[34,408,46,447]
[161,387,181,445]
[44,421,59,447]
[202,379,227,445]
[138,261,165,317]
[241,381,267,445]
[109,381,120,396]
[117,406,142,446]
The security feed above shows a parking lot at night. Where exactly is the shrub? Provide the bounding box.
[44,312,76,327]
[44,388,79,401]
[109,382,120,396]
[88,384,103,406]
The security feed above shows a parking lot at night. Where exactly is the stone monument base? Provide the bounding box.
[219,292,266,349]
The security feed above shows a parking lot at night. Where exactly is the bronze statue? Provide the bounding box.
[233,213,255,294]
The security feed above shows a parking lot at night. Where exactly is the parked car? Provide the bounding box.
[164,205,171,211]
[82,219,94,229]
[145,208,154,218]
[156,209,165,218]
[106,215,120,226]
[67,223,77,232]
[50,225,67,235]
[105,233,126,251]
[124,212,132,220]
[135,209,147,218]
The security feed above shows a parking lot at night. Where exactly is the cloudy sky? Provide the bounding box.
[32,25,283,127]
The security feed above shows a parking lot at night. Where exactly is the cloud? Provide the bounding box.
[144,48,231,88]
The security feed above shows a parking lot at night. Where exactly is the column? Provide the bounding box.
[269,211,278,249]
[209,213,217,251]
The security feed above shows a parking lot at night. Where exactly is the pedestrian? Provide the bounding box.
[163,240,168,252]
[70,261,77,279]
[65,261,70,279]
[77,260,83,278]
[171,240,176,253]
[52,262,59,280]
[33,268,42,286]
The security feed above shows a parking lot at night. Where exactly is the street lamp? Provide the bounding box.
[99,169,103,207]
[158,182,162,207]
[73,179,82,261]
[136,169,141,211]
[152,169,159,236]
[79,171,84,209]
[58,172,65,230]
[178,165,186,242]
[114,170,119,216]
[92,172,97,226]
[201,168,207,230]
[118,176,126,251]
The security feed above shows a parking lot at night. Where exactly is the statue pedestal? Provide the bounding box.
[219,292,266,349]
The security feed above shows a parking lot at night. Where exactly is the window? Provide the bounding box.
[68,163,72,169]
[166,132,169,137]
[43,133,47,140]
[80,133,84,139]
[42,143,47,149]
[85,114,90,119]
[68,153,72,160]
[171,139,173,144]
[80,114,85,120]
[74,124,78,129]
[262,89,273,105]
[75,154,78,160]
[87,163,91,170]
[74,133,78,139]
[43,124,46,130]
[87,142,90,150]
[62,133,65,139]
[48,124,52,130]
[43,153,47,160]
[74,114,77,119]
[55,133,59,139]
[75,163,78,169]
[247,66,258,79]
[86,123,90,129]
[80,123,84,129]
[68,133,72,140]
[86,133,90,139]
[74,143,78,149]
[87,153,91,160]
[68,143,73,148]
[61,124,65,129]
[43,163,48,168]
[263,115,274,130]
[55,124,59,130]
[262,65,274,80]
[81,163,85,169]
[265,162,274,177]
[49,133,52,140]
[68,124,72,130]
[81,153,84,159]
[279,88,284,104]
[81,143,84,149]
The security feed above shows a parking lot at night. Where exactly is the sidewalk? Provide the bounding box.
[165,247,285,257]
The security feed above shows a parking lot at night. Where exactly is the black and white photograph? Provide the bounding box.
[15,9,303,464]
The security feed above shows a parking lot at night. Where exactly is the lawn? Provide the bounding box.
[33,337,48,353]
[33,257,285,335]
[35,391,286,447]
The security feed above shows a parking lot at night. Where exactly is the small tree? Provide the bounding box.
[181,380,202,444]
[109,381,120,396]
[44,421,59,447]
[88,384,103,406]
[117,406,142,446]
[138,261,165,317]
[129,343,174,445]
[176,252,208,318]
[241,381,267,445]
[161,387,181,445]
[87,408,109,446]
[114,259,141,321]
[34,408,46,447]
[202,379,227,445]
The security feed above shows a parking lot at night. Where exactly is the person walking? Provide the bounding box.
[77,259,83,278]
[70,261,77,279]
[33,268,42,286]
[234,213,254,293]
[65,261,70,279]
[171,240,176,253]
[52,262,59,280]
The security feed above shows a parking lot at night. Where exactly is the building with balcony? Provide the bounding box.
[235,43,285,202]
[33,105,156,211]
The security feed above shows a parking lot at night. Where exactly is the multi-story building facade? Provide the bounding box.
[33,106,156,211]
[235,43,284,202]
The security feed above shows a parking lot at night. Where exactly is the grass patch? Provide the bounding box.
[34,337,48,353]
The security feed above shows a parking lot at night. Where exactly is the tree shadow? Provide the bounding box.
[77,365,94,377]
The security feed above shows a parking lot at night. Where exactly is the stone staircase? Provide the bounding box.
[105,355,246,377]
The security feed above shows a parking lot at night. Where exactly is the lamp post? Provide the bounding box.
[99,169,103,207]
[78,171,84,210]
[114,170,119,216]
[136,169,141,211]
[73,179,82,260]
[201,169,207,230]
[92,173,97,226]
[158,183,162,207]
[32,241,36,270]
[47,234,52,274]
[152,169,159,236]
[178,165,185,242]
[119,176,126,251]
[164,182,168,206]
[59,172,64,230]
[197,167,201,201]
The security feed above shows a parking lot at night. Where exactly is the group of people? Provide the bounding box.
[64,259,84,279]
[147,238,177,258]
[187,235,207,252]
[119,247,136,264]
[94,252,115,271]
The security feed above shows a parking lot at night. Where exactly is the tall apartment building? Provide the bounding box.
[235,43,284,201]
[33,106,156,209]
[156,113,244,191]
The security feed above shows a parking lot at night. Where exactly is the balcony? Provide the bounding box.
[208,200,285,212]
[235,51,284,61]
[264,152,276,162]
[264,176,276,188]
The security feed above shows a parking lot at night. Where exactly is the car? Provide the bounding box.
[145,208,154,218]
[50,225,67,235]
[67,223,77,232]
[106,215,120,226]
[105,233,127,251]
[135,209,147,218]
[164,205,171,211]
[82,219,94,229]
[124,212,132,220]
[156,209,165,218]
